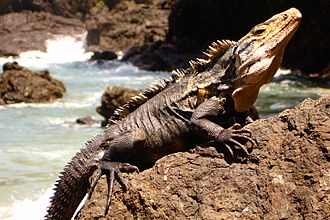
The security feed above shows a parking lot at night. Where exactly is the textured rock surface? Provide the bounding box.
[96,86,141,126]
[76,94,330,219]
[0,11,84,56]
[0,62,66,104]
[84,0,172,53]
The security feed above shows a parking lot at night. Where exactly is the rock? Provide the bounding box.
[118,0,330,74]
[0,11,84,56]
[90,51,118,61]
[165,0,330,74]
[1,1,329,75]
[0,62,66,104]
[96,86,141,126]
[76,94,330,219]
[75,116,99,126]
[121,41,194,71]
[84,0,173,53]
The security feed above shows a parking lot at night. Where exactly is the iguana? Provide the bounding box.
[45,8,301,219]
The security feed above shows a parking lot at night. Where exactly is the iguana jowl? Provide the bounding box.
[45,8,301,219]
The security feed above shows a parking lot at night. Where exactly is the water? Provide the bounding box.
[0,35,328,220]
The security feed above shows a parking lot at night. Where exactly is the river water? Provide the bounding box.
[0,35,327,219]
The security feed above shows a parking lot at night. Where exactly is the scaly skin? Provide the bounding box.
[45,8,301,219]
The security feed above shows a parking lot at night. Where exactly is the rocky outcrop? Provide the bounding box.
[96,86,141,126]
[0,11,84,56]
[76,94,330,219]
[0,62,66,104]
[90,51,118,62]
[1,0,329,75]
[119,0,330,74]
[166,0,330,75]
[84,0,173,53]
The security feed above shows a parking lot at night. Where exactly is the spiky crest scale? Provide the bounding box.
[189,39,235,72]
[108,77,175,124]
[107,39,235,125]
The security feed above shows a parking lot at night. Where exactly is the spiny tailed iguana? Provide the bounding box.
[45,8,301,219]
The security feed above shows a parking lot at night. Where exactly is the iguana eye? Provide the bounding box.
[253,28,266,35]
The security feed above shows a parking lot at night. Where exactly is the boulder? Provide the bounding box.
[76,94,330,219]
[0,62,66,104]
[75,116,100,126]
[90,51,118,61]
[96,86,141,126]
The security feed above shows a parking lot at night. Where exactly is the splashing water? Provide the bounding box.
[0,33,168,220]
[0,32,93,68]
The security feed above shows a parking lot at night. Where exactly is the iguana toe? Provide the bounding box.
[88,161,139,216]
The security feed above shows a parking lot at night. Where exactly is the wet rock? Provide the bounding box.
[0,62,66,104]
[121,41,193,71]
[90,51,118,61]
[77,94,330,219]
[75,116,100,126]
[96,86,141,126]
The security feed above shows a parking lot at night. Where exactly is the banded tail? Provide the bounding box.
[45,134,105,220]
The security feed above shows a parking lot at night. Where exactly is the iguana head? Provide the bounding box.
[232,8,301,112]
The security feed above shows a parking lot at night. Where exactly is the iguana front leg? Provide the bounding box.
[190,97,256,156]
[88,128,145,216]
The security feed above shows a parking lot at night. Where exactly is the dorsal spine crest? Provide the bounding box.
[108,39,235,125]
[188,39,235,72]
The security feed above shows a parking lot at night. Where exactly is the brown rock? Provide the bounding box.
[0,62,66,104]
[96,86,141,126]
[77,94,330,219]
[75,116,100,126]
[85,0,173,53]
[0,11,84,56]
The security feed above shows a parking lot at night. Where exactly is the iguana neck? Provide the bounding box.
[232,8,301,112]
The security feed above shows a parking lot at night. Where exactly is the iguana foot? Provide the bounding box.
[216,123,256,157]
[88,161,139,216]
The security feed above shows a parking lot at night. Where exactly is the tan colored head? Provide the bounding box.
[232,8,301,112]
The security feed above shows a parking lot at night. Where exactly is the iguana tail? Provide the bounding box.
[45,134,105,220]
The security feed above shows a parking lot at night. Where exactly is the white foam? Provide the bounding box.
[0,188,53,220]
[1,90,103,109]
[274,68,292,77]
[0,33,93,69]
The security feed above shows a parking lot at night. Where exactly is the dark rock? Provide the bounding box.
[77,94,330,219]
[90,51,118,61]
[96,86,141,126]
[168,0,330,75]
[121,41,193,71]
[165,0,330,74]
[75,116,99,126]
[0,62,66,104]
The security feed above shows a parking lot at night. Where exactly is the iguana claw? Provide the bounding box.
[216,123,256,157]
[88,161,139,216]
